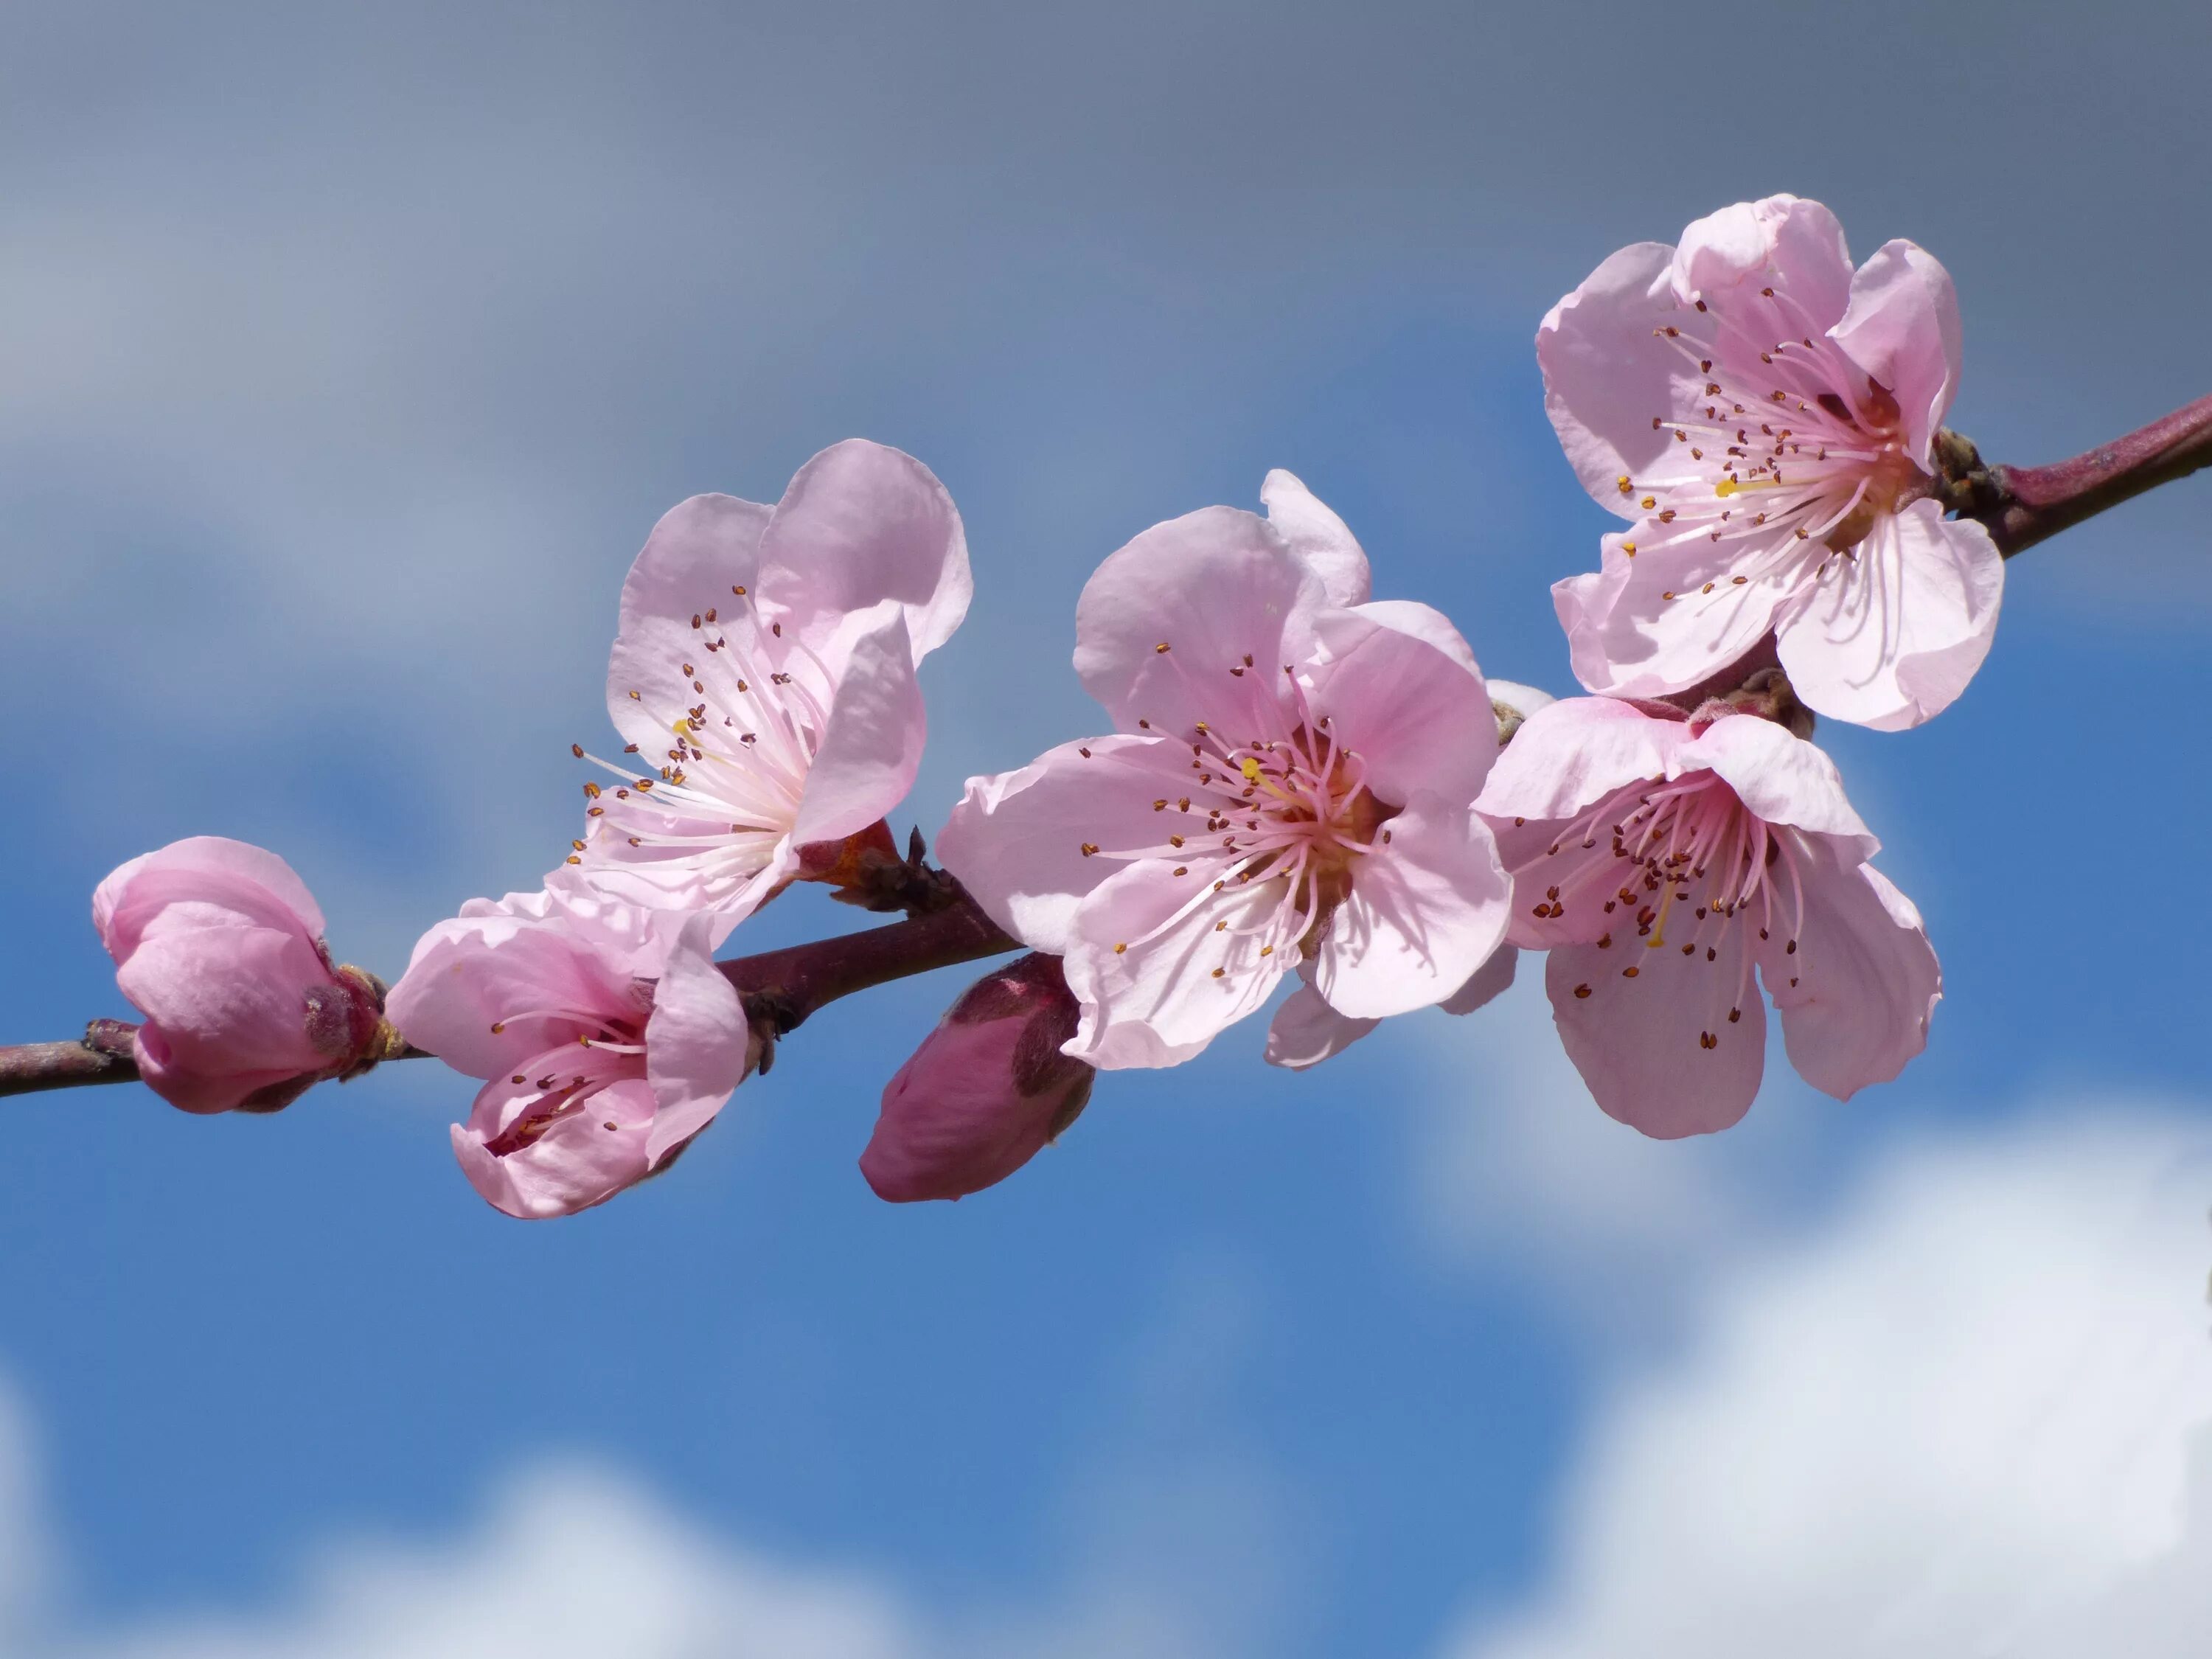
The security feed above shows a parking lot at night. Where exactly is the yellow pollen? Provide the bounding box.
[1239,757,1263,782]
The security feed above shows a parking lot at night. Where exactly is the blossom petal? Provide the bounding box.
[453,1074,655,1220]
[1545,931,1764,1139]
[642,914,754,1166]
[1263,981,1377,1071]
[1680,710,1873,846]
[1260,468,1369,605]
[1537,240,1695,512]
[1074,505,1324,736]
[1306,603,1494,807]
[606,493,772,752]
[388,913,640,1079]
[1553,529,1794,700]
[1762,842,1940,1102]
[1440,940,1519,1015]
[115,925,332,1077]
[1477,696,1687,824]
[936,734,1194,956]
[787,605,927,847]
[1062,860,1288,1069]
[1775,498,2003,731]
[1310,794,1511,1020]
[1673,194,1854,329]
[1831,239,1963,467]
[94,835,326,959]
[757,439,973,663]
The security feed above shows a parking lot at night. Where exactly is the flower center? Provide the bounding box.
[480,1000,649,1157]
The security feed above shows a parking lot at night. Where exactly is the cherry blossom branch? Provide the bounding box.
[1941,393,2212,558]
[0,891,1018,1102]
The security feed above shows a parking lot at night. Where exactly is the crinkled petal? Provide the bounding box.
[605,493,772,752]
[1537,240,1697,512]
[1263,981,1377,1071]
[1074,505,1325,735]
[936,734,1194,956]
[1775,498,2003,732]
[94,836,326,959]
[1260,468,1369,605]
[756,439,973,663]
[1673,195,1854,328]
[453,1074,656,1220]
[1679,710,1874,848]
[642,914,754,1166]
[1553,528,1795,700]
[1310,795,1510,1020]
[1062,859,1288,1070]
[388,913,640,1079]
[1830,239,1962,467]
[1477,696,1686,824]
[1545,930,1764,1139]
[1762,841,1940,1102]
[788,605,926,847]
[1306,603,1494,807]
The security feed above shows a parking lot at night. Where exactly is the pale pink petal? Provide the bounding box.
[605,493,772,753]
[116,926,333,1078]
[1305,604,1495,807]
[756,439,973,662]
[94,836,326,959]
[1679,710,1873,846]
[642,914,754,1166]
[1310,794,1510,1020]
[1552,530,1793,700]
[1260,468,1369,605]
[453,1074,656,1220]
[1672,195,1854,327]
[387,914,641,1079]
[1545,931,1764,1138]
[1440,941,1519,1015]
[1074,505,1324,735]
[1830,239,1963,467]
[1762,843,1940,1102]
[936,734,1194,956]
[1477,697,1686,825]
[132,1027,310,1116]
[1063,860,1288,1069]
[787,605,926,847]
[1537,240,1695,511]
[1263,981,1377,1071]
[1775,499,2002,733]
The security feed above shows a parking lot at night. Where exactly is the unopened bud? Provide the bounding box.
[1486,679,1557,747]
[860,953,1093,1203]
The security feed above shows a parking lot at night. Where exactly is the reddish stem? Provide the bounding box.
[1944,394,2212,558]
[0,892,1019,1100]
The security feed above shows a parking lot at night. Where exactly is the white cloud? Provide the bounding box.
[1441,1104,2212,1659]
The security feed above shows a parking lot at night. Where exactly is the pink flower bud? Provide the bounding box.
[91,837,391,1114]
[860,953,1093,1203]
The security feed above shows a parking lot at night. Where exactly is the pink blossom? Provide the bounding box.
[387,897,754,1219]
[568,439,971,942]
[1262,678,1548,1071]
[860,953,1093,1203]
[1542,195,2001,731]
[938,471,1512,1069]
[1476,697,1940,1137]
[92,836,387,1115]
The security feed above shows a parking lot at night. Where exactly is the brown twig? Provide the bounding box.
[0,888,1018,1101]
[1941,394,2212,558]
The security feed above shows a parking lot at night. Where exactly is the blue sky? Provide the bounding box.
[3,3,2211,1653]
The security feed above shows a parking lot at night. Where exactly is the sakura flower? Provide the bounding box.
[860,953,1093,1203]
[1542,194,2001,731]
[92,837,396,1115]
[387,897,754,1219]
[1478,697,1940,1138]
[568,439,970,942]
[938,471,1512,1069]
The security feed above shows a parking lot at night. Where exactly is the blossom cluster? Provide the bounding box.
[92,195,1969,1215]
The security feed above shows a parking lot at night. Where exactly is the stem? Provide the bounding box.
[1942,393,2212,557]
[0,891,1020,1101]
